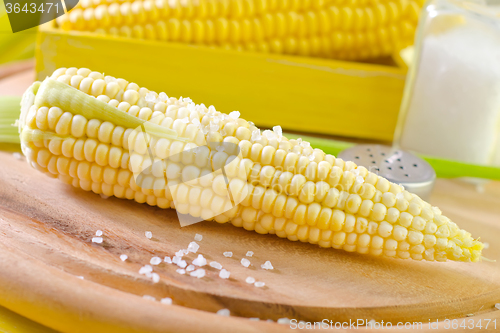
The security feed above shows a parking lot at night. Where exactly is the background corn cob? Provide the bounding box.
[19,67,484,262]
[55,0,423,60]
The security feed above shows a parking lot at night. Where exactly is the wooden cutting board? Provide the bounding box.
[1,67,500,333]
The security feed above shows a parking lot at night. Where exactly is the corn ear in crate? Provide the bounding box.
[18,67,485,262]
[56,0,423,60]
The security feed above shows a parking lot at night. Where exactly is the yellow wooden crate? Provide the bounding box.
[35,22,407,142]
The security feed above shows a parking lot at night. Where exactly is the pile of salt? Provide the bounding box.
[399,18,500,167]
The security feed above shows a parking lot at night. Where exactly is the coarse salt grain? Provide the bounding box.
[139,265,153,275]
[261,261,274,270]
[277,318,290,324]
[272,125,282,138]
[152,273,160,283]
[13,152,22,160]
[160,297,172,305]
[92,237,103,244]
[241,258,250,267]
[150,257,162,265]
[120,254,128,261]
[246,251,254,257]
[193,254,207,267]
[176,269,186,275]
[251,130,261,141]
[210,261,222,270]
[164,256,172,264]
[190,268,206,278]
[484,243,490,249]
[95,230,103,236]
[249,318,260,321]
[76,276,84,280]
[223,251,233,258]
[186,265,195,272]
[99,194,109,199]
[495,303,500,310]
[245,277,255,284]
[145,231,153,239]
[145,92,156,102]
[217,309,230,316]
[254,281,265,288]
[187,241,200,253]
[172,256,181,264]
[175,250,184,257]
[263,130,275,139]
[177,260,187,268]
[194,234,203,241]
[219,269,230,279]
[143,295,155,301]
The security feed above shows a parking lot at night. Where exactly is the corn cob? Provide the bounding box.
[55,0,422,60]
[18,67,484,262]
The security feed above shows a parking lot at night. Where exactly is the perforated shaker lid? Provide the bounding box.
[338,144,436,200]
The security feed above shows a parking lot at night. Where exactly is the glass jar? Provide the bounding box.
[395,0,500,167]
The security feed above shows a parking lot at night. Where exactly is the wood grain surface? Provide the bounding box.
[0,61,34,96]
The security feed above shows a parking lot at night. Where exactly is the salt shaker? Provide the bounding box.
[395,0,500,167]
